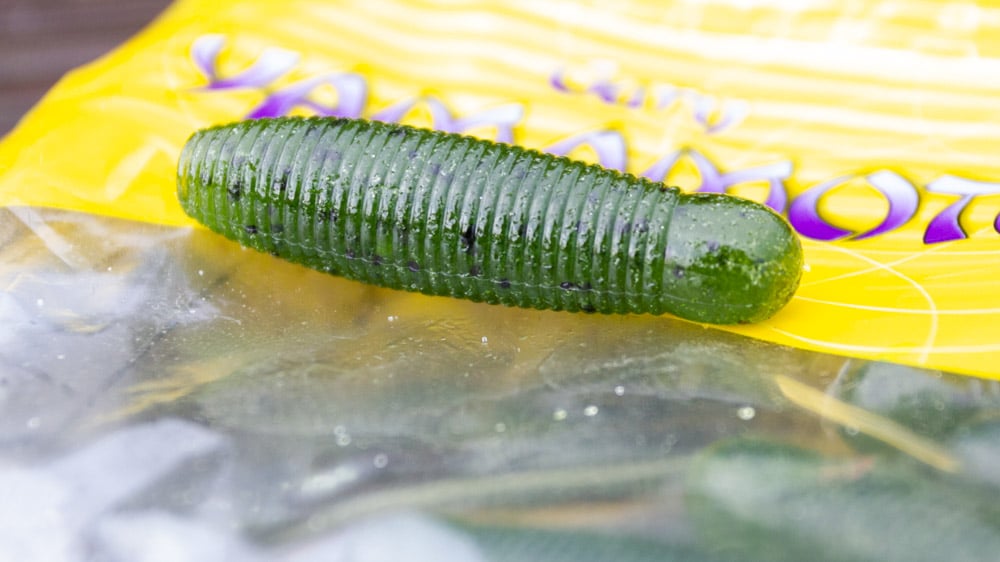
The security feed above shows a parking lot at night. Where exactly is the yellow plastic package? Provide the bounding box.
[0,1,1000,376]
[2,0,1000,381]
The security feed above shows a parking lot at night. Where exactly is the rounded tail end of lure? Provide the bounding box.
[664,193,803,324]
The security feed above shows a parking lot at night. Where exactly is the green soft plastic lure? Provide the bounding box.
[177,117,802,324]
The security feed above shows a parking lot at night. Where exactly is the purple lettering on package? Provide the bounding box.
[369,98,418,123]
[366,97,523,142]
[191,35,298,90]
[653,85,679,110]
[691,96,750,135]
[190,37,1000,246]
[788,176,856,241]
[923,175,1000,243]
[247,73,368,119]
[853,171,919,240]
[546,130,628,171]
[641,151,682,185]
[788,171,919,241]
[588,81,620,104]
[424,99,524,144]
[642,149,791,213]
[549,68,572,92]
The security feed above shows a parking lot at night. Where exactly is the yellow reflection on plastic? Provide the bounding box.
[775,375,959,473]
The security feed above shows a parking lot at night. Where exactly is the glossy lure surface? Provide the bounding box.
[177,117,803,324]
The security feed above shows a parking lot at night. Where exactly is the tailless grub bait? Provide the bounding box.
[177,117,803,324]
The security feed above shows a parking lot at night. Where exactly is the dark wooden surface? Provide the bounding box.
[1,0,172,135]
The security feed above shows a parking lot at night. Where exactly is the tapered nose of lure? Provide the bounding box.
[663,193,803,324]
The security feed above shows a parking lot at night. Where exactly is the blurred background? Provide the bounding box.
[0,0,169,135]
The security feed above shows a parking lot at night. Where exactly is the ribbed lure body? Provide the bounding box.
[177,117,802,324]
